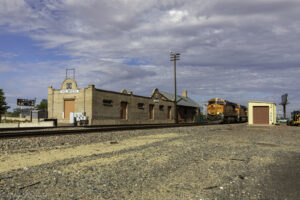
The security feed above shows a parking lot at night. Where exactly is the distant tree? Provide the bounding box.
[35,99,48,111]
[0,89,7,123]
[11,108,22,117]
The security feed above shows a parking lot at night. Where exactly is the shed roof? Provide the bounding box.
[248,100,276,105]
[159,91,200,108]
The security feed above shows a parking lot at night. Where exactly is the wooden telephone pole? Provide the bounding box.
[170,51,180,124]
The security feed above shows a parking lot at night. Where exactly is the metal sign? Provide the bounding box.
[17,99,36,106]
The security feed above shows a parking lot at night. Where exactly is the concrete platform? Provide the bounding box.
[0,121,54,129]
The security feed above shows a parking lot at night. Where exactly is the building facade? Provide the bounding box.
[153,90,200,123]
[48,78,200,125]
[248,101,277,125]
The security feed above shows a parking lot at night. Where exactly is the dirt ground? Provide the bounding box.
[0,124,299,199]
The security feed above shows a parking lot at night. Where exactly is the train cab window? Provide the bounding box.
[208,101,215,105]
[216,101,224,105]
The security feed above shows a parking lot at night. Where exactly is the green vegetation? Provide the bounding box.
[6,108,22,117]
[35,99,48,111]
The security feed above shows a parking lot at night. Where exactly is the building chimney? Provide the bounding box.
[182,90,188,98]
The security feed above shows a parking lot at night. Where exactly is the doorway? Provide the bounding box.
[64,100,75,119]
[149,104,154,119]
[120,102,128,119]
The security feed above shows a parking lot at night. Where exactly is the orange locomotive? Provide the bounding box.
[236,104,248,123]
[207,98,247,123]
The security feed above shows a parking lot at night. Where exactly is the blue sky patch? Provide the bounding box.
[0,31,70,62]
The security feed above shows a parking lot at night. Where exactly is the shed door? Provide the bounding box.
[64,100,75,119]
[253,106,269,124]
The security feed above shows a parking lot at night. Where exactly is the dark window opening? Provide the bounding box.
[103,99,113,106]
[184,108,188,115]
[159,105,164,111]
[137,103,144,109]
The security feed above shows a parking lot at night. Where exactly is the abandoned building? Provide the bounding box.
[153,90,200,123]
[48,78,200,125]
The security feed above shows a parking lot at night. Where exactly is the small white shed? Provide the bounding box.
[248,101,276,125]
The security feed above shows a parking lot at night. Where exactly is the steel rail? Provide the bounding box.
[0,123,212,138]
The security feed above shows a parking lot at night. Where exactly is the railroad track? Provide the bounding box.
[0,123,212,138]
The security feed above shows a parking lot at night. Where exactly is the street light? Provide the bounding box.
[170,51,180,124]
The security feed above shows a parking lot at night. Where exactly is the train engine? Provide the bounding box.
[207,98,239,123]
[236,104,248,122]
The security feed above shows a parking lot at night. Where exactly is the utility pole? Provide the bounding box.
[170,51,180,124]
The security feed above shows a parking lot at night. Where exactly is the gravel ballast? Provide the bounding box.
[0,124,299,199]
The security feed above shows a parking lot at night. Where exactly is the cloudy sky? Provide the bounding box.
[1,0,300,115]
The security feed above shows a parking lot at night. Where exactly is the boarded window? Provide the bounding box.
[137,103,144,109]
[120,102,128,119]
[168,106,172,119]
[103,99,113,106]
[149,104,154,119]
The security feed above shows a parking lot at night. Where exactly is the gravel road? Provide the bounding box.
[0,124,299,200]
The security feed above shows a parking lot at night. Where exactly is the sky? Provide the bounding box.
[0,0,300,116]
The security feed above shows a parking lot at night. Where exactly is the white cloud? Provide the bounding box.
[0,51,18,58]
[167,10,189,23]
[0,0,300,113]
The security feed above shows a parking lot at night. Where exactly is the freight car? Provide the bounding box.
[206,98,247,123]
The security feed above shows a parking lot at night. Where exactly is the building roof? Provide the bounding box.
[159,91,200,108]
[248,100,276,105]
